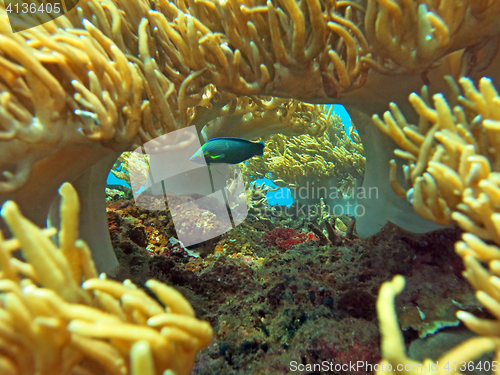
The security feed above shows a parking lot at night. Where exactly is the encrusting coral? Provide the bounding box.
[0,183,212,375]
[262,227,318,250]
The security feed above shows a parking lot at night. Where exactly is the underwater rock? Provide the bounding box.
[109,196,479,373]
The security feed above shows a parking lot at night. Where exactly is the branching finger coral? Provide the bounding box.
[373,77,500,226]
[0,0,164,274]
[155,0,500,103]
[375,78,500,375]
[0,0,219,273]
[0,1,143,192]
[0,182,212,375]
[151,0,370,99]
[241,112,365,188]
[364,0,500,75]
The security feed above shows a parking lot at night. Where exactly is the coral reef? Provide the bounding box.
[0,0,332,274]
[241,113,365,188]
[107,194,480,374]
[0,183,212,374]
[2,0,500,373]
[2,0,499,259]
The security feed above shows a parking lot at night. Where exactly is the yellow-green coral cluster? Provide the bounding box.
[241,112,365,188]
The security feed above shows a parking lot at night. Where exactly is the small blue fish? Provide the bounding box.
[190,137,265,164]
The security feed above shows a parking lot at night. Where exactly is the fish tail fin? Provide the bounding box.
[257,142,265,156]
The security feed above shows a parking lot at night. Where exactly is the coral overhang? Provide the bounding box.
[1,0,500,372]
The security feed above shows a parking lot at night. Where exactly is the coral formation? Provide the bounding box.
[198,96,331,141]
[241,113,365,188]
[375,76,500,372]
[3,0,499,255]
[244,181,274,218]
[0,0,332,274]
[2,0,500,373]
[0,183,212,375]
[111,152,150,194]
[373,77,500,228]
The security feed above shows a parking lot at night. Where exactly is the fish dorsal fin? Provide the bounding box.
[209,137,241,141]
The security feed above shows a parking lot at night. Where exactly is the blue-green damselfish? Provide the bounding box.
[190,137,265,164]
